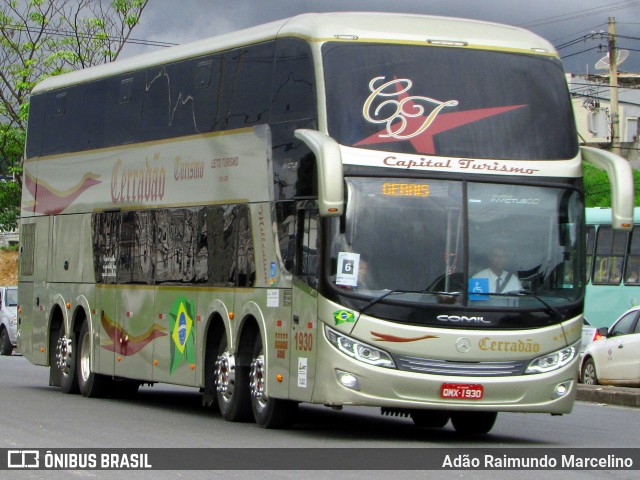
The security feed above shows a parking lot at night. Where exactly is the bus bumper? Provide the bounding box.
[310,325,578,414]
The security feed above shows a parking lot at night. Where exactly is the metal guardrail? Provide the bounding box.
[0,231,19,247]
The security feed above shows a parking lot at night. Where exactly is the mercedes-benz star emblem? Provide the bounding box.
[456,337,471,353]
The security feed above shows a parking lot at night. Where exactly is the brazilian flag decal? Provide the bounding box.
[169,296,196,373]
[333,309,355,325]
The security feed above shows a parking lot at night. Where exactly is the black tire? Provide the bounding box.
[411,410,450,428]
[450,411,497,435]
[581,357,599,385]
[249,334,298,429]
[48,326,61,387]
[215,334,252,422]
[202,335,220,411]
[0,328,13,356]
[57,323,79,394]
[77,321,112,397]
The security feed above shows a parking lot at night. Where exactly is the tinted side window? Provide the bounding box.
[270,38,316,123]
[218,43,275,130]
[117,210,154,284]
[586,225,595,283]
[105,73,144,147]
[625,226,640,285]
[610,311,639,336]
[92,211,120,285]
[192,56,223,132]
[270,38,318,201]
[296,207,319,288]
[593,226,628,285]
[206,204,255,287]
[154,208,207,284]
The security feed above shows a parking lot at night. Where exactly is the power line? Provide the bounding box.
[519,1,640,28]
[1,24,178,48]
[561,46,604,59]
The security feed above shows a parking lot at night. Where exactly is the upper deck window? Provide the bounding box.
[323,43,578,160]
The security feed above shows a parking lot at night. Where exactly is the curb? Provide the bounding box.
[576,384,640,408]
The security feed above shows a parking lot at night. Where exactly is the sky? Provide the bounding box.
[123,0,640,74]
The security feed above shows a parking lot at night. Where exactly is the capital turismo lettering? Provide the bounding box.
[383,156,452,169]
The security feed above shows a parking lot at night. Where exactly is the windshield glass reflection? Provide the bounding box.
[329,178,583,311]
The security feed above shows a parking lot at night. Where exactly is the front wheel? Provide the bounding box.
[215,334,252,422]
[77,321,112,397]
[581,358,599,385]
[411,410,450,428]
[0,328,13,356]
[450,411,497,435]
[249,334,298,429]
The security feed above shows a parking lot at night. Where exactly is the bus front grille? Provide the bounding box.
[394,355,527,377]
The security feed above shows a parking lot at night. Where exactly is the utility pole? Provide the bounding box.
[608,16,621,156]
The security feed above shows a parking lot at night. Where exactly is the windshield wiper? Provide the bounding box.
[356,289,460,321]
[491,290,562,320]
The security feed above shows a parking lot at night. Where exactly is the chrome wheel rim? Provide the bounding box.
[214,350,236,403]
[56,335,73,375]
[250,353,267,410]
[583,362,596,385]
[79,330,91,383]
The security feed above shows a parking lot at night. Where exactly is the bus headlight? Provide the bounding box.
[525,342,578,374]
[324,325,396,368]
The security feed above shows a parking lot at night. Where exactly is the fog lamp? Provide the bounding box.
[552,380,572,399]
[336,370,360,391]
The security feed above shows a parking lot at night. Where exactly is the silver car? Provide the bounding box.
[0,286,18,356]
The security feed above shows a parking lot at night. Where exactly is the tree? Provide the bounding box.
[0,0,149,230]
[583,163,640,208]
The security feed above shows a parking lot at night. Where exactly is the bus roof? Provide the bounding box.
[32,12,557,94]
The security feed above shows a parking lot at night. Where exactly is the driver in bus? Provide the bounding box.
[473,246,522,293]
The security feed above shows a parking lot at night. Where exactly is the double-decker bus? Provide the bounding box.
[18,12,634,435]
[585,207,640,328]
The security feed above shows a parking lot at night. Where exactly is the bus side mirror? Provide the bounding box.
[581,146,634,231]
[294,129,344,217]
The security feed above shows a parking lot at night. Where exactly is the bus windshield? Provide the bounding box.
[329,178,583,315]
[323,42,577,160]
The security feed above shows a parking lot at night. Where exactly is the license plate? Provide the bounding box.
[440,383,484,400]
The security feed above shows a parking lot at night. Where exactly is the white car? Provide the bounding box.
[580,318,603,359]
[0,286,18,355]
[580,306,640,386]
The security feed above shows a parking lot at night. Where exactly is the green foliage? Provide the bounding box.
[0,179,20,232]
[583,162,640,208]
[0,0,149,230]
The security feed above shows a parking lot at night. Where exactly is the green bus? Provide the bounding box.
[585,207,640,328]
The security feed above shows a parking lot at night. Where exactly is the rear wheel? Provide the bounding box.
[0,328,13,356]
[249,334,297,428]
[581,358,599,385]
[215,334,252,422]
[202,336,220,410]
[56,324,79,394]
[77,321,112,397]
[450,411,497,435]
[411,410,450,428]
